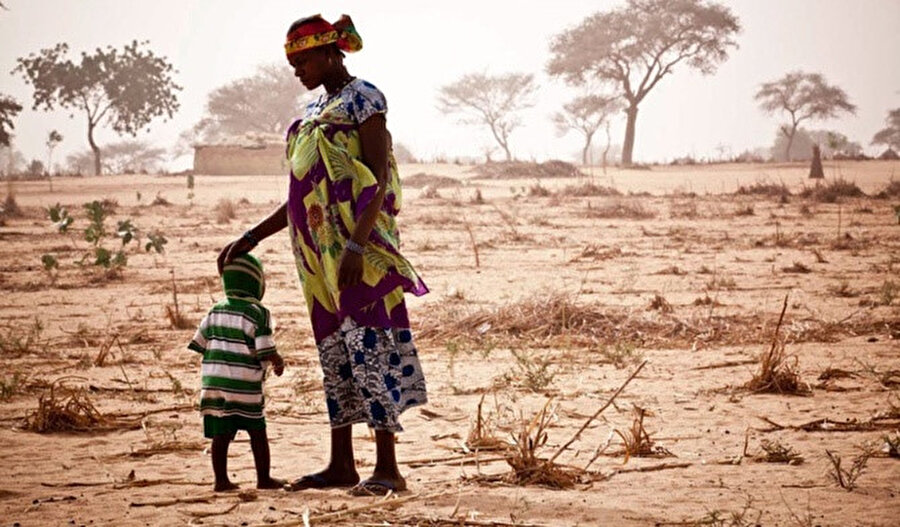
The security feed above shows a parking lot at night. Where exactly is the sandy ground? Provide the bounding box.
[1,161,899,526]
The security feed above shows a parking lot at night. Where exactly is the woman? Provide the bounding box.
[217,14,428,496]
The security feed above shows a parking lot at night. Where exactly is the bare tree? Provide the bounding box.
[13,41,181,175]
[553,94,621,166]
[0,95,22,147]
[437,72,537,162]
[187,63,310,145]
[67,140,166,175]
[548,0,740,166]
[755,71,856,162]
[872,108,900,151]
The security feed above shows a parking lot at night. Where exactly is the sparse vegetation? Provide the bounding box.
[799,178,865,203]
[826,449,869,491]
[586,199,656,219]
[214,198,236,224]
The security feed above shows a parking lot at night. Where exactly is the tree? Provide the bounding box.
[553,94,621,166]
[45,129,63,189]
[872,108,900,151]
[67,139,166,175]
[0,95,22,147]
[755,71,856,162]
[187,63,310,145]
[770,128,862,162]
[13,41,181,175]
[548,0,740,166]
[437,72,537,162]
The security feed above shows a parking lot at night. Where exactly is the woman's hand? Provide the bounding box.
[337,250,363,290]
[217,236,255,274]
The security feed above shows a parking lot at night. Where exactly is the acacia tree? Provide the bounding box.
[13,41,181,175]
[188,63,310,145]
[553,94,621,166]
[437,72,537,162]
[755,71,855,161]
[548,0,740,166]
[872,108,900,151]
[0,95,22,147]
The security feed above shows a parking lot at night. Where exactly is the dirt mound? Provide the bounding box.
[470,160,582,180]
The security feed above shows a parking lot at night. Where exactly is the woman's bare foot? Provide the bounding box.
[286,468,359,490]
[257,477,286,490]
[214,480,239,492]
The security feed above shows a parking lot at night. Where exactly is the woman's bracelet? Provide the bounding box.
[345,239,365,255]
[242,229,259,248]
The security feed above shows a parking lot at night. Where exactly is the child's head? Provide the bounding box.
[221,253,266,302]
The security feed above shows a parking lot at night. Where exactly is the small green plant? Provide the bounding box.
[116,219,138,245]
[144,232,168,254]
[93,247,127,269]
[509,349,555,392]
[186,174,195,204]
[83,200,113,245]
[41,254,59,283]
[46,203,73,232]
[0,318,44,356]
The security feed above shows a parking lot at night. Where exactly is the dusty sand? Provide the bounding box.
[1,161,898,526]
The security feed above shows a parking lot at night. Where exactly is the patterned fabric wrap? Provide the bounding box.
[285,78,428,342]
[222,253,266,302]
[317,318,427,432]
[188,298,278,436]
[285,14,363,58]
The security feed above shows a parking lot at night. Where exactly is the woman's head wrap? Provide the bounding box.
[222,253,266,302]
[285,14,362,59]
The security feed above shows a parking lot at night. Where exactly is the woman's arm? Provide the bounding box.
[217,201,289,273]
[337,113,389,290]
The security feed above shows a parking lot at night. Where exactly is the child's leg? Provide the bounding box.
[248,429,284,489]
[211,434,238,492]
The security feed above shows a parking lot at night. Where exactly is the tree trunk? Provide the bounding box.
[621,105,638,166]
[603,122,612,176]
[88,122,102,176]
[502,143,512,162]
[582,131,594,166]
[784,123,798,162]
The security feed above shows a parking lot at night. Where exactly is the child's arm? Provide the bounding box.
[254,308,284,376]
[187,315,210,354]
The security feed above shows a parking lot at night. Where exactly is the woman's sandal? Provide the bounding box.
[285,473,357,491]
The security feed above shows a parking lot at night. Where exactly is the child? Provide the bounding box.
[188,253,285,491]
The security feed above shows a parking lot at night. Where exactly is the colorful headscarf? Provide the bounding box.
[285,14,362,58]
[222,253,266,302]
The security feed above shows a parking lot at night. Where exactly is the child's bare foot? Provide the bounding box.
[257,477,286,490]
[214,480,239,492]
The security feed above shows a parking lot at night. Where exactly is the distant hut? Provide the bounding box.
[193,133,286,175]
[808,144,824,179]
[878,148,899,161]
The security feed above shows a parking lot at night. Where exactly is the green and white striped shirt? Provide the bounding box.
[188,298,277,420]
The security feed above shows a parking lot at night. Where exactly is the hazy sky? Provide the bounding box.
[1,0,899,170]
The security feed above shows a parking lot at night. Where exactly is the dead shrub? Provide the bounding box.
[557,182,621,197]
[2,191,23,217]
[873,179,900,199]
[403,173,462,189]
[150,192,171,206]
[734,204,755,216]
[799,178,865,203]
[586,199,656,219]
[647,294,673,313]
[781,262,811,274]
[735,181,792,198]
[527,182,551,197]
[24,378,105,433]
[750,439,804,465]
[472,160,581,180]
[214,198,236,224]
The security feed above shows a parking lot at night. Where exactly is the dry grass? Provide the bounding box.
[556,182,621,197]
[613,406,673,462]
[647,294,673,313]
[503,400,579,489]
[465,394,506,451]
[403,173,462,189]
[781,261,812,274]
[873,179,900,199]
[471,160,581,180]
[417,292,895,350]
[735,181,792,198]
[744,296,810,395]
[826,450,869,491]
[214,198,236,224]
